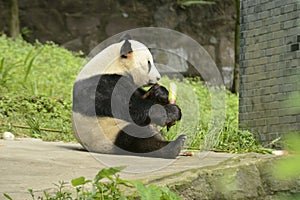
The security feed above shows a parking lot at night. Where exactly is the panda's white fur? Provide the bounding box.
[72,39,185,158]
[77,40,160,86]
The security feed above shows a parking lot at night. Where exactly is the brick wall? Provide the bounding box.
[239,0,300,146]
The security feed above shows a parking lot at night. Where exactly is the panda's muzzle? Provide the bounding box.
[148,76,160,85]
[147,62,161,85]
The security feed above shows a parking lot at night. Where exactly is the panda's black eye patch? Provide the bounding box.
[148,61,151,73]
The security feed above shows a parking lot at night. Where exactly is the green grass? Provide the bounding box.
[0,95,73,141]
[0,35,268,153]
[159,77,268,153]
[0,34,84,141]
[0,34,84,97]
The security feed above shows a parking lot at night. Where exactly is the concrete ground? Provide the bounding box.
[1,139,242,199]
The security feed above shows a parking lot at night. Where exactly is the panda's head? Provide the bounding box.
[118,39,161,86]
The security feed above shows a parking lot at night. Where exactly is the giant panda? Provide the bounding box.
[72,38,186,159]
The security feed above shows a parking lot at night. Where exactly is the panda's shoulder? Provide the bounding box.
[98,74,133,84]
[96,74,135,92]
[74,74,130,92]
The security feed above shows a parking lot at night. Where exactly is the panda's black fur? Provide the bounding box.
[73,39,186,158]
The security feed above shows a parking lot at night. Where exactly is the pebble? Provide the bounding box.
[2,132,15,140]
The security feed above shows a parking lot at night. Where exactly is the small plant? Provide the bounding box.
[3,166,181,200]
[133,182,181,200]
[23,47,43,82]
[25,116,42,138]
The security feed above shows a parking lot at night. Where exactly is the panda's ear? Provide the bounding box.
[120,40,133,59]
[119,33,132,42]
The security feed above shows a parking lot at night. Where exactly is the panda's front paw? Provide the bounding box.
[147,85,169,105]
[149,104,167,126]
[148,104,182,127]
[165,104,182,128]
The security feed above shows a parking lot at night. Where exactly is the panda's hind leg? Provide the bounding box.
[161,134,187,158]
[114,124,186,158]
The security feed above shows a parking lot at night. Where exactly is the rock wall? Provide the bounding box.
[0,0,236,85]
[239,0,300,145]
[148,154,300,200]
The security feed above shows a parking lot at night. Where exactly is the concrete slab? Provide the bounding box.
[0,139,241,199]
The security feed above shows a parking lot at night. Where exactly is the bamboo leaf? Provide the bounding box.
[94,166,126,183]
[71,176,86,187]
[3,193,13,200]
[24,49,33,64]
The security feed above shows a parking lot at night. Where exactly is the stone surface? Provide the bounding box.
[1,139,299,199]
[150,154,300,199]
[0,139,236,199]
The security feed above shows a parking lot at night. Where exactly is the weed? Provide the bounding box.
[3,166,182,200]
[25,116,42,138]
[23,47,43,82]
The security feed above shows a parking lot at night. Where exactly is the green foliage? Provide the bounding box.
[274,133,300,179]
[159,77,268,153]
[272,132,300,199]
[3,166,182,200]
[0,34,83,141]
[275,94,300,178]
[71,177,92,187]
[135,182,162,200]
[133,182,181,200]
[0,95,73,141]
[0,34,84,97]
